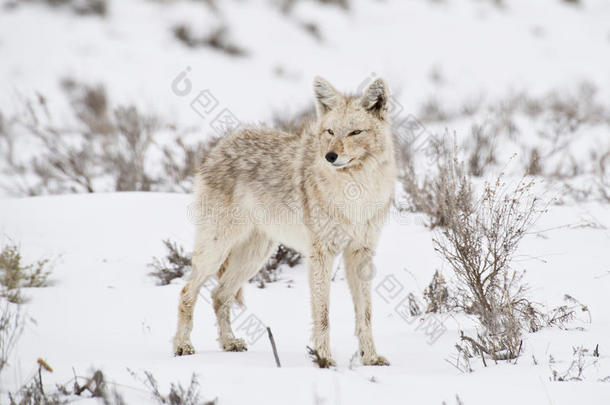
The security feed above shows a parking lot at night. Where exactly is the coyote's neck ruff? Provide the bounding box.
[173,77,396,368]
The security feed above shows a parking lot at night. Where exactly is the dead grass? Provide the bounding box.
[549,345,609,382]
[271,106,316,136]
[7,358,217,405]
[21,0,108,16]
[598,150,610,202]
[423,270,450,314]
[0,300,24,376]
[437,175,544,361]
[0,79,213,196]
[251,244,303,288]
[278,0,349,14]
[9,363,127,405]
[0,243,52,304]
[148,240,192,286]
[545,294,591,330]
[401,140,553,365]
[173,24,246,56]
[466,123,496,177]
[131,369,217,405]
[149,239,302,288]
[400,138,474,229]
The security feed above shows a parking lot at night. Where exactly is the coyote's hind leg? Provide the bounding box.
[212,230,275,351]
[173,223,245,356]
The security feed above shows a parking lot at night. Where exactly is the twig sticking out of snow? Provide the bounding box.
[266,327,281,368]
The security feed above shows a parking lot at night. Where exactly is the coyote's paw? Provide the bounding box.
[314,357,337,368]
[174,342,195,356]
[222,338,248,352]
[307,346,336,368]
[362,354,390,366]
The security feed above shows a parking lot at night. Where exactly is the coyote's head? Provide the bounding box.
[312,76,393,171]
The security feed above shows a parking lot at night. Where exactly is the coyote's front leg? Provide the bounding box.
[343,245,390,366]
[307,248,335,368]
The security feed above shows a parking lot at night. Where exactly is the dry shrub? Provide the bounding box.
[1,79,215,196]
[149,239,302,287]
[411,83,610,182]
[525,148,543,176]
[441,395,466,405]
[0,300,24,375]
[400,140,473,229]
[404,292,423,317]
[466,123,496,177]
[9,365,127,405]
[15,82,159,194]
[10,362,215,405]
[417,98,450,123]
[549,147,610,204]
[278,0,349,14]
[148,240,192,286]
[271,106,315,135]
[9,361,213,405]
[251,244,303,288]
[549,345,609,382]
[598,151,610,202]
[72,0,107,15]
[0,244,52,304]
[300,22,323,42]
[433,169,545,362]
[160,137,210,193]
[9,380,66,405]
[132,370,216,405]
[423,270,449,314]
[0,111,19,169]
[173,25,245,56]
[22,0,107,16]
[543,83,607,132]
[545,294,591,330]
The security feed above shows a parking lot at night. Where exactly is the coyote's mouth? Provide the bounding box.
[331,158,353,169]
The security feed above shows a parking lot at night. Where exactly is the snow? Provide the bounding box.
[1,0,610,403]
[2,0,610,123]
[0,193,609,404]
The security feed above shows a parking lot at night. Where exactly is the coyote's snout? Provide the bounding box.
[173,76,397,367]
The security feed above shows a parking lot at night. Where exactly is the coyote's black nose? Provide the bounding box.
[325,152,338,163]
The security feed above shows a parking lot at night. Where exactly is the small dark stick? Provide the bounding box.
[513,340,523,365]
[479,349,487,367]
[267,327,281,367]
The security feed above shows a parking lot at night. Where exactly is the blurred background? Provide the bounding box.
[0,0,609,199]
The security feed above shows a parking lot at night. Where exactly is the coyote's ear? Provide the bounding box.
[313,76,341,116]
[361,78,389,119]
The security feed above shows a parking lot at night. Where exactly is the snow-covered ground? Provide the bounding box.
[0,193,609,404]
[1,0,610,403]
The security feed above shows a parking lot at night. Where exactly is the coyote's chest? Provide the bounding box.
[323,167,394,225]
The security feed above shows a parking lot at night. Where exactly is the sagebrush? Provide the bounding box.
[434,172,544,362]
[0,243,52,303]
[149,240,302,287]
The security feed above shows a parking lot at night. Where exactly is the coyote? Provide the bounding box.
[173,77,396,367]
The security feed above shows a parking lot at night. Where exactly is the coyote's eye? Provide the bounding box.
[326,129,334,135]
[348,130,362,136]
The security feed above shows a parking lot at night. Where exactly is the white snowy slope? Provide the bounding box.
[0,192,609,404]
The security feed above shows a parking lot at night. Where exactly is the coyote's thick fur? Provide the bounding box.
[173,77,396,367]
